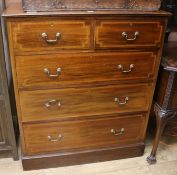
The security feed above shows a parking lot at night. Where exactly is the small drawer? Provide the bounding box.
[95,20,164,49]
[16,52,157,90]
[23,114,146,155]
[8,19,91,54]
[19,84,152,122]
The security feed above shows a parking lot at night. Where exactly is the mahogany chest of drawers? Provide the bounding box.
[4,3,169,170]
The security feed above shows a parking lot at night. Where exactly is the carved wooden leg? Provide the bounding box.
[147,104,176,164]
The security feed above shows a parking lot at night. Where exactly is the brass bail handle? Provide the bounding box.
[118,64,134,73]
[114,97,129,105]
[42,32,61,44]
[45,99,61,108]
[48,134,63,142]
[111,128,125,136]
[122,31,139,41]
[44,68,62,78]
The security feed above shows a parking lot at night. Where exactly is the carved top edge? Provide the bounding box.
[3,2,171,17]
[22,0,161,11]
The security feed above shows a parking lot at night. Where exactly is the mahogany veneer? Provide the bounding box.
[23,114,145,155]
[3,2,170,170]
[19,84,152,122]
[16,52,157,90]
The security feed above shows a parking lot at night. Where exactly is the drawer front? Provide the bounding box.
[23,114,145,155]
[95,20,164,49]
[20,84,152,122]
[16,52,157,90]
[9,19,91,54]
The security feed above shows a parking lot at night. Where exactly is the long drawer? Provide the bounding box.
[19,84,152,122]
[95,20,164,49]
[23,114,145,155]
[8,19,91,54]
[16,52,157,90]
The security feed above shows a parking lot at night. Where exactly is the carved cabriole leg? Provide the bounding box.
[147,104,176,164]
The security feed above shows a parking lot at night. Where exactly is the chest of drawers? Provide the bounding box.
[4,3,169,170]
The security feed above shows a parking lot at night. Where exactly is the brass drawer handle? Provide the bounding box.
[111,128,125,136]
[48,134,63,142]
[42,32,61,44]
[118,64,134,73]
[45,99,61,108]
[122,31,139,41]
[114,97,129,105]
[44,68,61,78]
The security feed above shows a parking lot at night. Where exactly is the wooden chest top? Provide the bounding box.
[22,0,161,12]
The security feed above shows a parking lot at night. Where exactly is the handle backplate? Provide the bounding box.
[42,32,61,44]
[111,128,125,136]
[122,31,139,41]
[44,68,61,78]
[48,134,63,142]
[45,99,61,108]
[115,97,129,105]
[118,64,134,73]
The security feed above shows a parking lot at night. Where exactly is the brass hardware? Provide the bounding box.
[111,128,125,136]
[122,31,139,41]
[45,99,61,108]
[44,68,61,78]
[118,64,134,73]
[42,32,61,44]
[114,97,129,105]
[48,134,63,142]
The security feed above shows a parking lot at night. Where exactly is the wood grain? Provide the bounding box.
[171,92,177,109]
[23,114,145,155]
[19,84,152,122]
[96,20,164,49]
[5,6,169,169]
[22,143,145,170]
[16,52,157,90]
[155,66,170,107]
[9,19,91,54]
